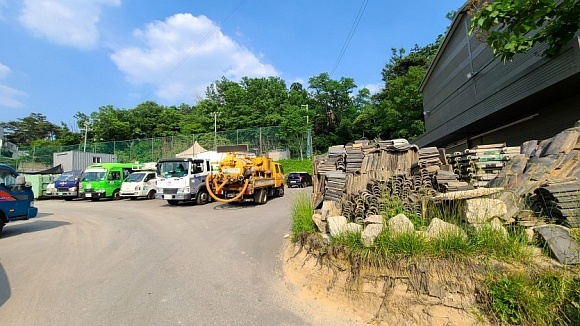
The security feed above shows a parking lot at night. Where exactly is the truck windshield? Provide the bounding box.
[81,169,107,181]
[158,162,188,178]
[125,172,146,182]
[55,172,78,182]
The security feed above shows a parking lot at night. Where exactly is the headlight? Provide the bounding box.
[47,184,55,189]
[182,187,190,193]
[157,188,163,194]
[97,189,106,193]
[69,186,77,191]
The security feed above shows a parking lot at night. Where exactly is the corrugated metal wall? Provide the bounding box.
[53,151,118,171]
[418,12,580,148]
[470,94,580,146]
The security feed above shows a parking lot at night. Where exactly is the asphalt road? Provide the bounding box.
[0,188,365,326]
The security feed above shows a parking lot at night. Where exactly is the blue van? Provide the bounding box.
[46,170,83,201]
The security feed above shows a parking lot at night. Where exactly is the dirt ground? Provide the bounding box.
[282,240,489,325]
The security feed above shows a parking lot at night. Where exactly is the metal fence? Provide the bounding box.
[3,126,306,170]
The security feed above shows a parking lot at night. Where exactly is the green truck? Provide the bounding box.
[79,163,141,201]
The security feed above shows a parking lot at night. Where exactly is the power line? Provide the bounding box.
[330,0,369,77]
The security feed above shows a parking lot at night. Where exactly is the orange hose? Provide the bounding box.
[206,174,250,203]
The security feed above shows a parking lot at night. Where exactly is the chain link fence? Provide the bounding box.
[2,126,307,170]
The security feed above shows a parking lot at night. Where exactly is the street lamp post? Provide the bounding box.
[210,112,221,151]
[81,121,90,152]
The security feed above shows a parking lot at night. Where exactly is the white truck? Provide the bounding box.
[155,152,224,205]
[120,162,158,200]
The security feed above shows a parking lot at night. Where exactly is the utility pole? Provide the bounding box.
[210,112,221,151]
[81,121,90,152]
[301,104,312,159]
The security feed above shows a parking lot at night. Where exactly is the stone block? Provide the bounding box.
[462,198,507,224]
[426,218,466,240]
[362,224,383,247]
[388,213,414,235]
[364,214,384,225]
[328,215,347,237]
[312,213,327,233]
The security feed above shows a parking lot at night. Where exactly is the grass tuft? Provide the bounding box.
[487,270,580,325]
[290,192,316,243]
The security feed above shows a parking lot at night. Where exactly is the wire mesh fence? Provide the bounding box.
[3,126,307,170]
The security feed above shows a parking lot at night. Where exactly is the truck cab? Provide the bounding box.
[0,164,38,233]
[120,170,158,200]
[155,158,212,205]
[46,169,83,201]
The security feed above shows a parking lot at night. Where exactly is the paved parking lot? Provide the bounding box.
[0,188,365,325]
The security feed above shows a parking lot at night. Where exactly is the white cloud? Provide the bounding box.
[0,85,27,108]
[110,13,278,103]
[0,63,10,79]
[19,0,120,49]
[361,83,383,94]
[0,63,27,108]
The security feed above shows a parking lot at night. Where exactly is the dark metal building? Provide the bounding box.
[414,6,580,152]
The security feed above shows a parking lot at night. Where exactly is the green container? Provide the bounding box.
[24,174,61,199]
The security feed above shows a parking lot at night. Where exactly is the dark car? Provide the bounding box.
[287,172,313,188]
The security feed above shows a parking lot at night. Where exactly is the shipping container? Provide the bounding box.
[53,151,117,171]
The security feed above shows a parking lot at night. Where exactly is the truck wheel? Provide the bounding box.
[196,189,209,205]
[147,190,156,200]
[261,189,268,204]
[277,187,285,197]
[112,190,121,200]
[167,200,179,206]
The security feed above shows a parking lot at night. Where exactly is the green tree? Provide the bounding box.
[0,113,61,146]
[377,66,426,140]
[468,0,580,61]
[279,104,308,159]
[89,105,132,141]
[308,73,358,150]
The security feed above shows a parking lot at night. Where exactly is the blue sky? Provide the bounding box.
[1,0,465,128]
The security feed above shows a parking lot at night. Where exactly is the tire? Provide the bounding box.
[196,189,209,205]
[261,189,268,204]
[277,186,285,197]
[112,190,121,200]
[167,200,179,206]
[147,190,156,200]
[64,197,74,201]
[0,223,4,234]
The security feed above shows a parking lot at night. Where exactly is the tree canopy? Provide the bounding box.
[468,0,580,61]
[2,33,444,155]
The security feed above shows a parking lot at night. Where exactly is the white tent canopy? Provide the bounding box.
[175,141,208,158]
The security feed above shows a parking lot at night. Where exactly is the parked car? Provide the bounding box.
[287,172,313,188]
[46,170,83,201]
[120,170,158,200]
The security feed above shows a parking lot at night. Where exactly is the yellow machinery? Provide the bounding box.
[206,152,285,204]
